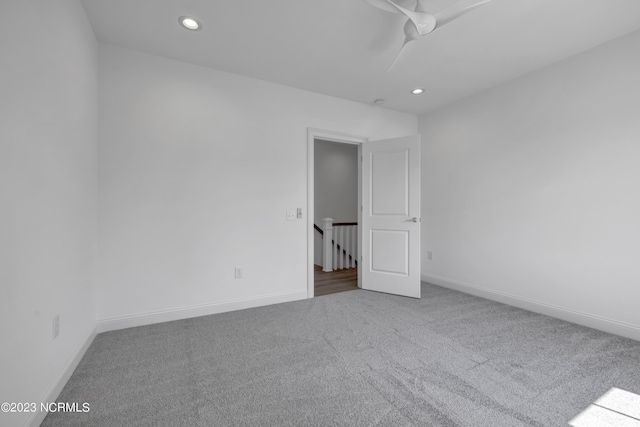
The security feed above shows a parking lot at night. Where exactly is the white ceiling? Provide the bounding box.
[81,0,640,115]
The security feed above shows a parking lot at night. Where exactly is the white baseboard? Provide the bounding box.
[97,290,308,333]
[27,327,97,427]
[422,274,640,342]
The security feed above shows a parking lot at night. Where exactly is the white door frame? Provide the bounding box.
[307,128,367,298]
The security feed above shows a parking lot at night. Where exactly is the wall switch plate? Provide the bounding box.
[286,211,296,221]
[297,208,302,219]
[427,251,433,260]
[53,315,60,339]
[235,267,243,278]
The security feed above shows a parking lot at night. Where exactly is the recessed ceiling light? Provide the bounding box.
[179,16,202,31]
[411,88,425,95]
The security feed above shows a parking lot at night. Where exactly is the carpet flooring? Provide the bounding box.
[43,283,640,426]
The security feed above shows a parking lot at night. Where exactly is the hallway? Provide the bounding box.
[314,265,358,296]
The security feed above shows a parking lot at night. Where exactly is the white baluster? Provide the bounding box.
[350,226,355,268]
[353,225,358,268]
[333,228,338,270]
[340,226,345,269]
[344,226,350,270]
[335,227,339,269]
[339,226,344,269]
[322,218,333,272]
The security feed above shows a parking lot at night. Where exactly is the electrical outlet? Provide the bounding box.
[286,211,296,221]
[427,251,433,260]
[235,267,243,279]
[53,315,60,339]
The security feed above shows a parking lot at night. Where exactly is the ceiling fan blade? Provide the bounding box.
[434,0,492,30]
[387,37,413,72]
[365,0,404,15]
[386,0,437,36]
[415,0,429,13]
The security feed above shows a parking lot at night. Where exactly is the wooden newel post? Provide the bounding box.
[322,217,334,272]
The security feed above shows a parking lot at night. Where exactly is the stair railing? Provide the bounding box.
[316,218,357,272]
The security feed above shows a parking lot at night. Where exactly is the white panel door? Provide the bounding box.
[362,135,420,298]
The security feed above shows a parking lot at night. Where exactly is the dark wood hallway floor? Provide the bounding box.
[314,264,358,296]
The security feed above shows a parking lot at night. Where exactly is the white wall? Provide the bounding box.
[96,44,417,328]
[0,1,98,426]
[420,30,640,339]
[314,140,359,224]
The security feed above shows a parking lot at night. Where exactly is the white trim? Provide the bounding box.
[27,328,97,427]
[307,128,367,299]
[96,290,307,333]
[422,274,640,342]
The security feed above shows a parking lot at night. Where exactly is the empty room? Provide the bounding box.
[2,0,640,426]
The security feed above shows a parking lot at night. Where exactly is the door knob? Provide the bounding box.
[406,217,419,223]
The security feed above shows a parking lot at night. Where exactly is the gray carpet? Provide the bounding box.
[43,283,640,426]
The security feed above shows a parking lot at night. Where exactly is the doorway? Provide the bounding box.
[307,129,422,300]
[314,139,359,296]
[307,129,366,298]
